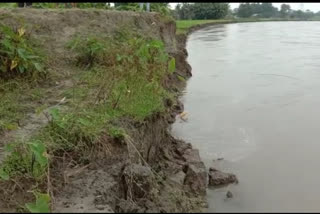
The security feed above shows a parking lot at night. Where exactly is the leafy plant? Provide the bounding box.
[0,25,44,79]
[67,36,107,68]
[25,192,50,213]
[28,140,48,169]
[0,140,48,179]
[108,125,126,138]
[0,167,9,180]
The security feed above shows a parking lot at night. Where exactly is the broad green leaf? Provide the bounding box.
[17,48,27,61]
[168,57,176,74]
[25,192,50,213]
[18,64,25,73]
[33,62,42,71]
[1,39,13,51]
[116,54,122,62]
[29,141,48,167]
[0,168,9,181]
[48,108,60,121]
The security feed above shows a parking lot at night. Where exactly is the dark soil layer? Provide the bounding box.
[0,9,207,212]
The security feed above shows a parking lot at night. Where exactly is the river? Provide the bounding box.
[172,21,320,212]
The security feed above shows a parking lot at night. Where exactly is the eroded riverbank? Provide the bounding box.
[0,9,208,212]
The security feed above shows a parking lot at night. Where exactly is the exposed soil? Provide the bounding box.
[208,167,238,187]
[0,9,207,213]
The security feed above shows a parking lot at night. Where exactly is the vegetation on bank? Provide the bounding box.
[0,21,177,212]
[0,3,170,16]
[0,24,46,133]
[176,19,231,34]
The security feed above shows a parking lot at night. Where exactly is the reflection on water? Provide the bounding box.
[193,25,227,42]
[172,21,320,212]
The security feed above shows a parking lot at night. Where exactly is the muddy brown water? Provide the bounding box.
[172,21,320,212]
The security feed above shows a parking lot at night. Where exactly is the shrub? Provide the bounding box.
[0,25,44,79]
[67,36,107,68]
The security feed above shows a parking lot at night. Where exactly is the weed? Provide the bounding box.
[0,167,9,180]
[25,191,50,213]
[0,25,48,133]
[30,87,45,101]
[28,106,118,165]
[0,93,22,131]
[45,107,110,151]
[66,36,107,68]
[0,140,48,180]
[0,25,44,79]
[108,125,126,138]
[0,78,46,133]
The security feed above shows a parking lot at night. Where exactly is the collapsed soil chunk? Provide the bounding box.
[208,167,238,187]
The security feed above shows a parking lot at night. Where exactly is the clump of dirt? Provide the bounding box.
[0,8,207,213]
[208,167,238,187]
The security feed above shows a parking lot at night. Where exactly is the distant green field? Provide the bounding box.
[176,19,232,34]
[175,18,309,35]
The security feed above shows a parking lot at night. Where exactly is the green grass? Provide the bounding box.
[0,80,45,133]
[0,82,24,132]
[67,32,174,119]
[176,19,231,34]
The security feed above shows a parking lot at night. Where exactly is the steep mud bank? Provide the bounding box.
[0,9,207,212]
